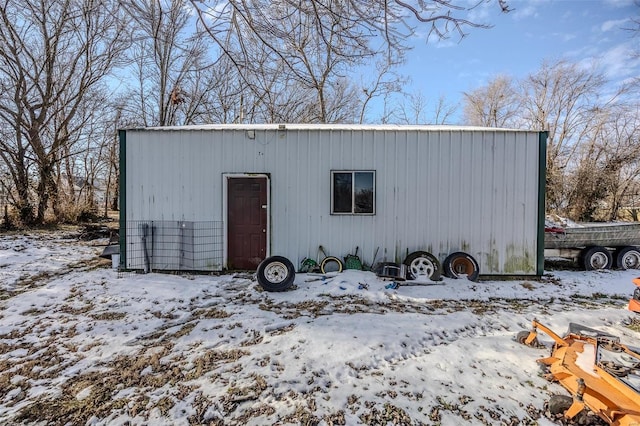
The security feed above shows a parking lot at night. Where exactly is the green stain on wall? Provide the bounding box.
[503,244,535,274]
[483,240,499,273]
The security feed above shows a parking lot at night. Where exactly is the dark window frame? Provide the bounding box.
[330,170,376,215]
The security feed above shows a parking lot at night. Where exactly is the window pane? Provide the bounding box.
[333,173,352,213]
[354,172,374,213]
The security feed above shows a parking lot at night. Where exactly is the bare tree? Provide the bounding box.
[462,75,520,127]
[0,119,33,223]
[121,0,210,126]
[186,53,247,124]
[432,95,459,125]
[214,0,378,123]
[190,0,508,54]
[460,59,638,221]
[391,92,458,125]
[626,2,640,88]
[566,103,640,221]
[357,58,405,124]
[519,60,607,214]
[395,92,431,124]
[627,1,640,36]
[189,0,510,123]
[201,33,322,123]
[0,0,130,224]
[54,88,112,221]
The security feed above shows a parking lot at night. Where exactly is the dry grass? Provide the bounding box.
[20,307,46,316]
[185,349,249,380]
[89,311,127,320]
[168,322,198,339]
[13,342,253,425]
[195,307,232,319]
[16,344,176,425]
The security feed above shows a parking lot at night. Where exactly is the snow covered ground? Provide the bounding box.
[0,231,638,425]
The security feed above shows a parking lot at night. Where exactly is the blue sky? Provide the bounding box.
[396,0,639,122]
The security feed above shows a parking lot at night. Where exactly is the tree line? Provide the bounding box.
[0,0,637,226]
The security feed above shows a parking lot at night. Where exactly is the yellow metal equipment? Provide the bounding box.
[630,278,640,313]
[517,320,640,425]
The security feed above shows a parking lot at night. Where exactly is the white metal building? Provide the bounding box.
[119,124,547,276]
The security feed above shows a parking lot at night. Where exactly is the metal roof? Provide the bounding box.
[124,123,539,132]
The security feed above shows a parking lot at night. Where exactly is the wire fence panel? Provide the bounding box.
[122,220,223,272]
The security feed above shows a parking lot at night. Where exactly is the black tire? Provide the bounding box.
[615,246,640,270]
[516,330,529,344]
[256,256,296,292]
[403,251,442,281]
[547,394,588,423]
[443,252,480,281]
[516,330,538,347]
[581,246,613,270]
[320,256,343,274]
[547,395,573,415]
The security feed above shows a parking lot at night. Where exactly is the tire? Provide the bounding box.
[516,331,529,344]
[256,256,296,292]
[581,246,613,270]
[443,252,480,281]
[320,256,343,274]
[403,251,442,281]
[547,394,588,423]
[615,246,640,270]
[516,330,538,347]
[547,395,573,415]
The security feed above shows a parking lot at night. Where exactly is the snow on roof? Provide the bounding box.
[124,123,539,132]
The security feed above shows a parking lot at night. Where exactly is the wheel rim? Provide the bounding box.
[322,259,341,273]
[264,261,288,283]
[409,256,436,278]
[621,251,640,269]
[451,257,474,277]
[588,252,609,269]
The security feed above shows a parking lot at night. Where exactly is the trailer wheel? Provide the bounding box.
[581,246,613,270]
[257,256,296,292]
[615,246,640,270]
[320,256,343,274]
[403,251,442,281]
[443,252,480,281]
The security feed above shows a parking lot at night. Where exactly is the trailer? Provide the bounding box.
[544,222,640,270]
[118,124,547,279]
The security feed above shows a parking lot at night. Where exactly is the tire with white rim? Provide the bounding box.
[615,246,640,270]
[581,246,613,270]
[320,256,343,274]
[403,251,441,281]
[256,256,296,292]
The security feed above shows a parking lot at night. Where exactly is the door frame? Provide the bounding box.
[222,173,271,269]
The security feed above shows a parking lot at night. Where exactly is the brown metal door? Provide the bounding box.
[227,177,267,270]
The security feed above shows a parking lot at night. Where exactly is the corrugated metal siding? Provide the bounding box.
[124,127,541,275]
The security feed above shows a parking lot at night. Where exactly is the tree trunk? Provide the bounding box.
[35,161,59,223]
[111,176,119,211]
